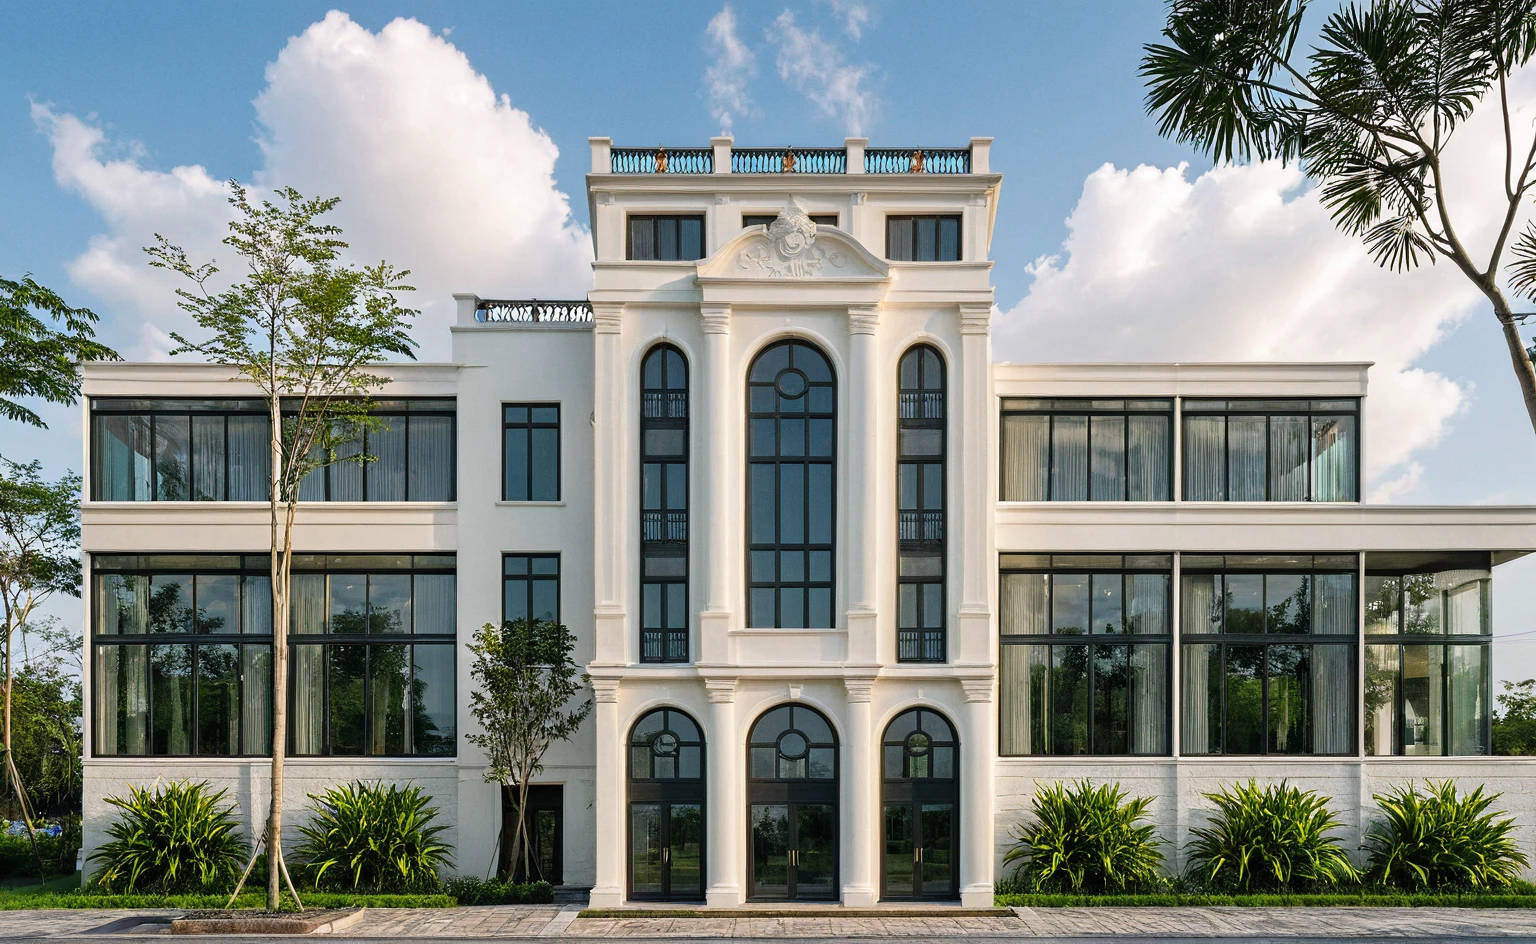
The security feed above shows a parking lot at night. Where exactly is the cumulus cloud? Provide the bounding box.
[704,5,757,133]
[34,11,592,361]
[767,10,876,135]
[824,0,874,40]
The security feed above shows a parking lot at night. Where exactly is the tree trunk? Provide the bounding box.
[497,783,516,880]
[1496,308,1536,437]
[267,399,287,912]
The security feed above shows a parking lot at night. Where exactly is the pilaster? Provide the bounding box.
[846,305,880,664]
[841,677,877,906]
[700,305,734,663]
[589,678,624,907]
[704,678,742,906]
[959,677,996,908]
[956,303,994,667]
[592,303,627,667]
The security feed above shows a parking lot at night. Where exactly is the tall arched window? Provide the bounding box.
[881,708,958,900]
[897,345,946,661]
[747,704,839,900]
[629,708,705,900]
[747,340,836,629]
[641,345,688,662]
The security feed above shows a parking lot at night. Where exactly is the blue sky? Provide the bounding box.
[4,1,1536,677]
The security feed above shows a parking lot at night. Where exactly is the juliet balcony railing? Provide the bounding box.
[641,509,688,543]
[898,510,945,544]
[596,137,990,176]
[474,299,593,324]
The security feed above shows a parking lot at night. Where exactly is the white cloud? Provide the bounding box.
[824,0,874,40]
[704,5,757,133]
[34,11,592,361]
[767,10,876,136]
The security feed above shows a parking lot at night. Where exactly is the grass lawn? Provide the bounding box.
[995,886,1536,908]
[0,877,453,910]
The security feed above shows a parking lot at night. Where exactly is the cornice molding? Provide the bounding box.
[704,678,738,704]
[848,305,880,335]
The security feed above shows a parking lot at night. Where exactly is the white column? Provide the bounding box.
[705,678,742,906]
[955,304,994,666]
[592,304,628,665]
[842,678,877,905]
[846,306,880,664]
[589,678,624,907]
[699,305,734,663]
[959,678,996,907]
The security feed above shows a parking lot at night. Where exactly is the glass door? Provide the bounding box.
[750,802,838,900]
[919,803,954,898]
[631,802,704,900]
[750,804,790,898]
[880,709,959,900]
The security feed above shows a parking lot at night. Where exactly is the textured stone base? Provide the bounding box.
[170,907,364,935]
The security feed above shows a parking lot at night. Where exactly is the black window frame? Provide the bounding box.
[897,345,947,663]
[627,707,707,901]
[640,345,690,663]
[627,214,706,261]
[997,554,1174,757]
[999,398,1174,502]
[502,403,561,502]
[1181,398,1361,502]
[742,214,839,228]
[885,215,962,262]
[880,707,960,902]
[502,553,562,625]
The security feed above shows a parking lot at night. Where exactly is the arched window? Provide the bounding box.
[628,708,704,900]
[897,346,946,662]
[747,340,836,629]
[881,708,958,900]
[640,345,688,662]
[747,703,839,900]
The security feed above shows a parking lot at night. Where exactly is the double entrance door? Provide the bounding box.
[749,802,836,900]
[629,801,704,900]
[882,792,957,899]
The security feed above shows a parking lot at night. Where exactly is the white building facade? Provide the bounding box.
[80,137,1536,908]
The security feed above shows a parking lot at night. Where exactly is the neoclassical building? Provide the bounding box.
[80,136,1536,907]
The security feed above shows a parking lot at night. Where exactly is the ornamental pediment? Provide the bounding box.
[696,200,889,283]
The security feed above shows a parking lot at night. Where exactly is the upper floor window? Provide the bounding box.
[1001,399,1172,502]
[886,215,960,261]
[629,215,705,261]
[503,553,560,624]
[747,340,836,629]
[898,345,946,663]
[91,398,455,502]
[503,404,560,502]
[640,345,689,663]
[1183,399,1358,502]
[743,214,838,228]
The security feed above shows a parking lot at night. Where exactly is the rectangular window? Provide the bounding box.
[1179,554,1357,756]
[743,214,838,228]
[886,215,961,261]
[998,555,1172,755]
[1000,400,1173,502]
[628,215,705,261]
[92,554,454,758]
[502,404,560,501]
[503,554,561,624]
[92,399,454,502]
[1364,553,1492,756]
[1182,399,1359,501]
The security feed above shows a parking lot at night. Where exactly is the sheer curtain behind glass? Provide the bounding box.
[1311,574,1355,753]
[1002,415,1048,501]
[290,573,327,754]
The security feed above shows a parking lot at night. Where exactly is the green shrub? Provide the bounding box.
[88,781,248,893]
[1003,780,1165,893]
[1365,781,1529,890]
[294,781,451,893]
[1186,780,1358,892]
[442,876,555,905]
[0,816,81,879]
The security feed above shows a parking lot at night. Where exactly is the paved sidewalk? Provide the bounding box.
[3,904,1536,940]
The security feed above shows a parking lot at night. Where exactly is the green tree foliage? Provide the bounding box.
[1365,780,1528,888]
[1142,0,1536,435]
[1492,677,1536,754]
[1186,779,1359,891]
[293,782,451,893]
[466,618,591,882]
[88,781,248,893]
[6,664,81,819]
[1003,780,1166,893]
[148,183,417,909]
[0,275,117,429]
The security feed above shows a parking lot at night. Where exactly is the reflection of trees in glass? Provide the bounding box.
[327,645,366,755]
[1267,645,1310,752]
[147,581,193,634]
[1494,679,1536,756]
[1051,646,1089,754]
[409,650,453,756]
[1225,646,1264,753]
[1403,575,1439,634]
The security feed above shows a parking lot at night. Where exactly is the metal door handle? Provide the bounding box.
[663,847,670,865]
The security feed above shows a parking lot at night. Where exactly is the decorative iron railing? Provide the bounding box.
[611,147,714,174]
[643,391,688,419]
[731,147,847,174]
[865,147,972,174]
[899,510,945,544]
[899,391,945,420]
[475,299,593,324]
[641,510,688,543]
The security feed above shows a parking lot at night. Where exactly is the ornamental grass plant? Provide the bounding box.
[87,781,248,893]
[1003,780,1166,893]
[1364,781,1529,890]
[1185,780,1358,892]
[293,781,451,893]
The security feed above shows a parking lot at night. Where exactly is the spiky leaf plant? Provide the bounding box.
[294,781,451,893]
[1004,780,1165,893]
[1365,781,1529,890]
[1186,780,1358,892]
[88,781,248,892]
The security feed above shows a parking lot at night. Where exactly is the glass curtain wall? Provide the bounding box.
[1180,554,1357,756]
[897,345,946,662]
[640,345,689,662]
[1182,399,1358,501]
[1364,553,1492,756]
[998,555,1172,756]
[1000,399,1172,502]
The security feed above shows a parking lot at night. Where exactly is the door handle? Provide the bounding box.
[663,847,670,865]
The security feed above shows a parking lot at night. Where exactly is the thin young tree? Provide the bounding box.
[1142,0,1536,433]
[0,458,81,879]
[0,275,118,429]
[147,183,416,910]
[466,617,591,882]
